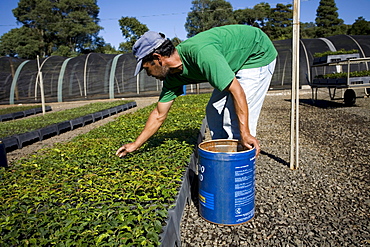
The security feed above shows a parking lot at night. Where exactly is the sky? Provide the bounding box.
[0,0,369,49]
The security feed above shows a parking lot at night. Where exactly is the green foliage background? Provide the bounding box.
[0,94,209,246]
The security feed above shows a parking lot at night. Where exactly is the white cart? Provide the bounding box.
[309,57,370,106]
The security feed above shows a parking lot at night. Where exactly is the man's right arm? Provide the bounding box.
[115,100,174,158]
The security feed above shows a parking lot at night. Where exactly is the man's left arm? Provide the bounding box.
[226,77,260,156]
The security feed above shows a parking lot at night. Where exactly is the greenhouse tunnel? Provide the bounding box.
[0,34,369,105]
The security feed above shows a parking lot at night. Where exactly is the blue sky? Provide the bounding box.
[0,0,369,49]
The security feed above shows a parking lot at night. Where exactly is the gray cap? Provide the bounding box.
[132,31,166,76]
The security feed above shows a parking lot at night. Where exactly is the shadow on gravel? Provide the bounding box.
[189,169,200,212]
[260,150,290,168]
[285,98,362,109]
[298,98,349,108]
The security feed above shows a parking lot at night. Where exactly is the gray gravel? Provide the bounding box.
[181,89,370,246]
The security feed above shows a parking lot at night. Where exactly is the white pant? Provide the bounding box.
[206,59,276,139]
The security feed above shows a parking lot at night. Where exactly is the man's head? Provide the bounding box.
[133,31,175,78]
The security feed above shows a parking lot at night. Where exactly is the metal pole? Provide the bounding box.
[9,57,18,101]
[290,63,296,170]
[37,55,46,116]
[290,0,300,169]
[83,53,92,99]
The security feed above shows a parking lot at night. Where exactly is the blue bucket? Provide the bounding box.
[198,139,256,225]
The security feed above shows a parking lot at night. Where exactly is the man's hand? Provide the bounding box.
[115,142,139,158]
[115,100,174,158]
[240,134,260,157]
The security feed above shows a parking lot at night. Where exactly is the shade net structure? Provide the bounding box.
[1,34,369,105]
[0,53,164,104]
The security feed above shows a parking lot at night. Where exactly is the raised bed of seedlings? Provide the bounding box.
[312,49,360,65]
[0,100,135,151]
[0,94,209,246]
[0,105,52,122]
[313,70,370,85]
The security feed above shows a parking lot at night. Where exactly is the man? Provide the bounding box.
[116,24,277,158]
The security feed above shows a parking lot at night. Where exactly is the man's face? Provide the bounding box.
[142,60,170,81]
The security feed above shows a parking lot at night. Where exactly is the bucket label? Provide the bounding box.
[235,208,255,223]
[234,164,255,208]
[199,189,214,210]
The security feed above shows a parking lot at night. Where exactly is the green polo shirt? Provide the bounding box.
[159,25,277,103]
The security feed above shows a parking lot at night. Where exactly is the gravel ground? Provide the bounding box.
[180,88,370,246]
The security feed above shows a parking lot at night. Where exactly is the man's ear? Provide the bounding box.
[153,53,162,62]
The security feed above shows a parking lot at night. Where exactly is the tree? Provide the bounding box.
[51,0,102,55]
[185,0,235,38]
[0,27,43,59]
[94,43,120,54]
[118,17,149,53]
[171,37,183,47]
[348,17,370,35]
[8,0,53,57]
[264,3,293,40]
[252,2,271,28]
[3,0,103,58]
[315,0,345,37]
[300,22,317,39]
[234,8,260,27]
